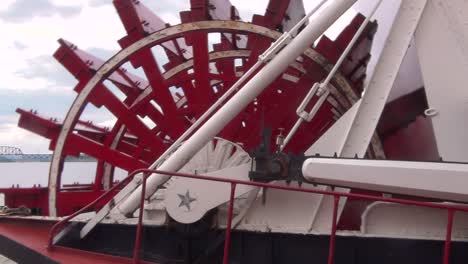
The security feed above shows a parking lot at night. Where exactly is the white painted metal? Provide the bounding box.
[164,138,252,223]
[414,0,468,162]
[305,101,361,157]
[281,0,382,151]
[166,163,255,223]
[235,181,329,234]
[0,255,17,264]
[117,0,358,216]
[298,0,427,232]
[386,38,424,102]
[297,102,361,232]
[303,158,468,202]
[102,126,126,190]
[362,202,468,241]
[223,103,362,234]
[339,0,427,159]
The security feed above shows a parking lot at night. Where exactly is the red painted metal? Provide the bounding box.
[443,209,455,264]
[0,187,49,215]
[133,173,149,264]
[327,195,339,264]
[222,183,237,264]
[0,218,154,264]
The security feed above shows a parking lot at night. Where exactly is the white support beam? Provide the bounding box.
[305,101,361,157]
[414,0,468,162]
[303,158,468,203]
[339,0,427,158]
[301,0,428,232]
[302,101,360,232]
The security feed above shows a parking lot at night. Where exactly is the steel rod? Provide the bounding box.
[327,195,340,264]
[222,183,237,264]
[133,173,148,264]
[443,209,455,264]
[281,118,304,151]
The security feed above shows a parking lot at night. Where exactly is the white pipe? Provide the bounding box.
[118,0,358,215]
[302,158,468,203]
[150,59,262,170]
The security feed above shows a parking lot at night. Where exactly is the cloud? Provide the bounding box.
[88,0,113,7]
[0,0,82,23]
[140,0,189,24]
[86,47,118,61]
[14,55,76,89]
[231,0,269,20]
[12,40,27,50]
[0,117,52,154]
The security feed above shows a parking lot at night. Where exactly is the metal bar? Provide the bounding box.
[281,118,304,151]
[222,183,237,264]
[133,173,148,264]
[443,209,455,264]
[327,195,339,264]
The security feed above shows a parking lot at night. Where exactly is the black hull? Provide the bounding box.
[56,223,468,264]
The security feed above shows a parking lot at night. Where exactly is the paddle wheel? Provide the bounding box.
[2,0,468,263]
[12,0,377,217]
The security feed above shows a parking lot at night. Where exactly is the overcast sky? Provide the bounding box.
[0,0,374,154]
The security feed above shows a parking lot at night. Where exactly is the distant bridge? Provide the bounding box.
[0,146,23,155]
